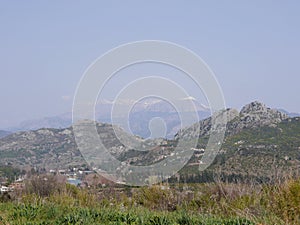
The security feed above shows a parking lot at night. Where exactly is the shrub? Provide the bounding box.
[24,175,64,197]
[270,178,300,223]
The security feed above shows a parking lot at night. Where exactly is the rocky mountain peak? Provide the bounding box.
[177,101,290,139]
[240,101,268,115]
[239,101,288,126]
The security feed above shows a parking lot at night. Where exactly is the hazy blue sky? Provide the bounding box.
[0,1,299,128]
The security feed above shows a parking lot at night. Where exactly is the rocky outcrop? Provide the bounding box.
[227,101,288,135]
[177,101,289,139]
[176,108,239,139]
[240,101,288,123]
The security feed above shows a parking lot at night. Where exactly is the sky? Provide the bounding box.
[0,1,300,128]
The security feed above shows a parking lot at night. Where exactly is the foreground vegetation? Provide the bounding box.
[0,203,253,225]
[0,176,299,224]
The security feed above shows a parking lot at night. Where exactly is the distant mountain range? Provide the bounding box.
[8,114,72,132]
[277,109,300,118]
[4,98,210,139]
[0,101,299,183]
[4,100,299,140]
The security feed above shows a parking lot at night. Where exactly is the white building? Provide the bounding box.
[0,186,9,193]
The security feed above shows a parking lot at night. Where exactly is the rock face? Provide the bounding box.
[228,101,288,135]
[177,101,289,138]
[240,101,288,125]
[176,108,239,139]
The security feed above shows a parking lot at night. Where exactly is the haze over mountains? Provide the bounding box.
[0,130,11,139]
[4,98,211,139]
[3,98,299,140]
[0,101,299,183]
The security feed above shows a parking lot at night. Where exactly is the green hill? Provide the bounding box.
[179,117,300,183]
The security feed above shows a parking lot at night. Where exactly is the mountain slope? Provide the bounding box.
[177,101,288,139]
[0,101,299,183]
[0,122,144,171]
[179,102,299,182]
[211,117,300,180]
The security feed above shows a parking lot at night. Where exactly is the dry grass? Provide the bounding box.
[0,175,299,224]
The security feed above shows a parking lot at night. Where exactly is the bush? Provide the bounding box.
[269,178,300,223]
[1,178,300,224]
[0,192,11,202]
[24,175,64,197]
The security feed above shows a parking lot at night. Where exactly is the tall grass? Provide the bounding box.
[0,175,299,224]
